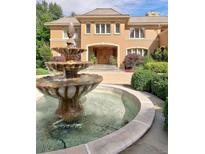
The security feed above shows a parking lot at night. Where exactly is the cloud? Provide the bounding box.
[39,0,167,16]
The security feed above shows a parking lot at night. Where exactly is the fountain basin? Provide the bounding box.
[36,84,155,154]
[46,61,91,77]
[36,74,103,121]
[52,47,87,57]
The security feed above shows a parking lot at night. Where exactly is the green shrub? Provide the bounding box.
[163,48,168,61]
[151,73,168,100]
[134,64,144,71]
[143,55,155,64]
[37,45,52,68]
[131,69,157,92]
[90,53,97,64]
[152,47,168,62]
[163,97,168,130]
[108,56,117,65]
[36,68,49,75]
[144,62,168,73]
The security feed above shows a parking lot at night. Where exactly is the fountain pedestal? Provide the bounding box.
[55,98,83,122]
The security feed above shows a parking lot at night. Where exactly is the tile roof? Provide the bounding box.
[129,16,168,25]
[44,17,80,26]
[82,8,128,16]
[44,8,168,26]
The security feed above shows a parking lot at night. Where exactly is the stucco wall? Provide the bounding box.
[159,29,168,47]
[80,23,161,67]
[49,23,166,67]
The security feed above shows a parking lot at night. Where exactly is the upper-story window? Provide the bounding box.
[86,23,91,34]
[115,23,120,34]
[129,28,145,38]
[127,48,148,56]
[95,23,111,34]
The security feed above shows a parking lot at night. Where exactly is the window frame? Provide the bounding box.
[115,23,120,34]
[95,23,111,34]
[85,23,91,34]
[129,27,145,39]
[126,48,148,56]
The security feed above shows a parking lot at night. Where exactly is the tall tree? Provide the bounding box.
[49,3,63,20]
[36,0,63,68]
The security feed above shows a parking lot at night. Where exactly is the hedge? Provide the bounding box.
[131,69,157,92]
[144,62,168,73]
[163,97,168,130]
[151,73,168,100]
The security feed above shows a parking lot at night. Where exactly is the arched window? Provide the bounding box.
[126,48,148,56]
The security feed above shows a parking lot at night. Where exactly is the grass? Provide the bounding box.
[36,68,49,75]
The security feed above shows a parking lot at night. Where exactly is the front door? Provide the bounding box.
[97,47,113,64]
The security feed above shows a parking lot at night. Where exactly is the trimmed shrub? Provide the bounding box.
[131,69,157,92]
[89,53,97,64]
[151,73,168,100]
[163,49,168,62]
[143,55,155,64]
[163,97,168,130]
[152,47,168,62]
[144,62,168,73]
[124,54,144,70]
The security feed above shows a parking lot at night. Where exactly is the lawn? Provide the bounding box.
[36,68,49,75]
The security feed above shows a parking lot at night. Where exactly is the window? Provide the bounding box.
[115,23,120,34]
[101,24,105,33]
[129,28,145,38]
[126,48,148,56]
[95,23,111,34]
[96,24,100,33]
[106,24,111,33]
[86,23,91,34]
[63,30,68,38]
[130,28,135,38]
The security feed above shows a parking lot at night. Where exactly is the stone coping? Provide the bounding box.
[41,84,155,154]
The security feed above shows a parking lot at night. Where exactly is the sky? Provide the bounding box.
[39,0,168,16]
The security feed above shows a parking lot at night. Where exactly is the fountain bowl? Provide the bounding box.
[36,74,103,121]
[52,47,87,57]
[46,61,91,78]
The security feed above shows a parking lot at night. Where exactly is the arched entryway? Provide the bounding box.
[86,43,119,67]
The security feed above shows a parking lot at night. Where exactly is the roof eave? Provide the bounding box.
[128,22,168,26]
[44,22,80,26]
[76,15,130,18]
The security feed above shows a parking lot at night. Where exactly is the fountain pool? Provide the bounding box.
[36,85,140,153]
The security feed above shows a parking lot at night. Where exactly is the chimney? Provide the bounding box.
[146,11,160,16]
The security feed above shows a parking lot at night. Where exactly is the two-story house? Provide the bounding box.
[45,8,168,68]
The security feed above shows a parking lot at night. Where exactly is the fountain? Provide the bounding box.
[36,23,103,122]
[36,23,147,154]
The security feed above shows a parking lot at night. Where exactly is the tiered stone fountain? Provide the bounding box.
[36,24,103,122]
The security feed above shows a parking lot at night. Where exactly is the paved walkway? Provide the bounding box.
[36,70,168,154]
[120,92,168,154]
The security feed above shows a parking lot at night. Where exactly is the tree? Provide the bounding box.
[49,3,63,20]
[36,0,63,68]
